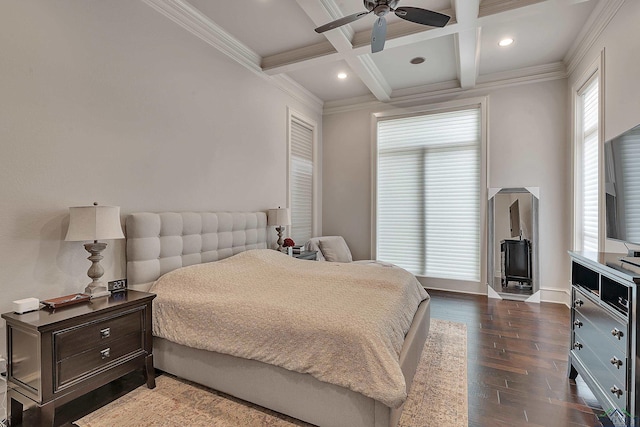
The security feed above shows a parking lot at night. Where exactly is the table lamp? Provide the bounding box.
[65,203,125,298]
[268,207,291,252]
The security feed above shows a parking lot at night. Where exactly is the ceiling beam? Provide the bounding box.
[454,0,481,89]
[293,0,391,101]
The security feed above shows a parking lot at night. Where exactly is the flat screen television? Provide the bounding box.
[604,122,640,253]
[509,199,521,239]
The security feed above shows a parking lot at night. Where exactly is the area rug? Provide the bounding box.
[76,318,467,427]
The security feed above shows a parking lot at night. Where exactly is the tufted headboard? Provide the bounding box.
[126,211,268,291]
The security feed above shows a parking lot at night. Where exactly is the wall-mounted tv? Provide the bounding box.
[604,122,640,247]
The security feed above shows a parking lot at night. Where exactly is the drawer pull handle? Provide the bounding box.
[610,356,623,369]
[611,328,624,340]
[100,348,111,359]
[573,320,583,328]
[573,342,583,350]
[100,328,111,339]
[574,299,583,307]
[610,385,623,398]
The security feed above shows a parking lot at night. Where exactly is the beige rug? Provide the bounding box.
[76,318,467,427]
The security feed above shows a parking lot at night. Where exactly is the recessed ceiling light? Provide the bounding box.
[499,38,514,47]
[337,72,347,79]
[410,57,425,65]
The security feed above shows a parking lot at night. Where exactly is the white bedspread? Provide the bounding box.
[149,249,428,408]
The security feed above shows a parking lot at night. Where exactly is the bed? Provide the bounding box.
[125,211,430,427]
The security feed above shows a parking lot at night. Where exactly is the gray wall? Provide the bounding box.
[0,1,322,357]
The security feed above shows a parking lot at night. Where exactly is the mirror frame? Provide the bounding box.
[487,187,540,300]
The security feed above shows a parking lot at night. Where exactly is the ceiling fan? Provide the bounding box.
[315,0,450,53]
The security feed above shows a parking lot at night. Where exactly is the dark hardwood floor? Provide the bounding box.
[428,289,608,427]
[12,290,610,427]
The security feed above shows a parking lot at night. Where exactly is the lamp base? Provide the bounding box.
[84,282,111,299]
[276,226,286,252]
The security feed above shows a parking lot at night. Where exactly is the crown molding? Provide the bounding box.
[323,61,566,115]
[479,0,545,17]
[477,61,566,84]
[142,0,323,113]
[564,0,625,77]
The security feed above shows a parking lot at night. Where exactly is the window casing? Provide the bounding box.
[375,106,482,282]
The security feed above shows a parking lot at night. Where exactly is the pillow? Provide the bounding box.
[305,238,325,261]
[318,236,353,263]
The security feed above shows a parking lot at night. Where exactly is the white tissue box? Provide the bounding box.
[13,297,40,314]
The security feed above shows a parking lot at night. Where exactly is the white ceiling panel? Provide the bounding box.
[478,0,597,76]
[188,0,326,57]
[372,34,457,89]
[286,60,372,101]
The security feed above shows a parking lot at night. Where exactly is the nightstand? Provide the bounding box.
[293,251,317,261]
[2,290,155,427]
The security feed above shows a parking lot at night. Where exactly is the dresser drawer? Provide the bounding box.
[574,289,627,352]
[56,331,144,389]
[55,308,144,361]
[571,342,627,412]
[573,327,627,388]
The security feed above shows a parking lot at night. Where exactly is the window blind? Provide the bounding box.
[290,118,314,244]
[620,128,640,243]
[377,108,481,281]
[580,79,599,252]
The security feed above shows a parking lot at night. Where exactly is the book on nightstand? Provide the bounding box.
[292,245,305,254]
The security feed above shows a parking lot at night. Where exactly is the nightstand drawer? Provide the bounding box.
[56,331,144,388]
[55,308,144,360]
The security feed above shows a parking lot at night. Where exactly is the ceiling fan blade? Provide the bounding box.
[395,7,451,27]
[315,11,371,33]
[371,16,387,53]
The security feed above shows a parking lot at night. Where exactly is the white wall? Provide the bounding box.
[0,1,321,356]
[323,78,568,299]
[568,0,640,255]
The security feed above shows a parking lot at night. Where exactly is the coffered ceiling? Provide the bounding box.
[142,0,613,108]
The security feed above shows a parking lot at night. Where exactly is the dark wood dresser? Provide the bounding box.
[568,252,640,427]
[2,290,155,426]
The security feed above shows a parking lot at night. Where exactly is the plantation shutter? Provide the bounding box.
[580,79,599,252]
[290,118,314,244]
[377,108,481,281]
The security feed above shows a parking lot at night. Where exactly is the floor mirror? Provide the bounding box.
[487,187,539,301]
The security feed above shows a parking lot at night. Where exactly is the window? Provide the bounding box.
[376,106,481,281]
[577,77,599,252]
[288,111,316,244]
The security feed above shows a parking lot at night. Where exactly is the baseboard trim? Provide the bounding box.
[540,288,571,306]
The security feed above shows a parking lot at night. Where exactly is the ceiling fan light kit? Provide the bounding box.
[315,0,451,53]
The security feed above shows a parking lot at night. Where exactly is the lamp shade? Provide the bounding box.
[267,208,291,227]
[65,205,125,242]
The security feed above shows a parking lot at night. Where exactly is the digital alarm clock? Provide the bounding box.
[108,279,127,293]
